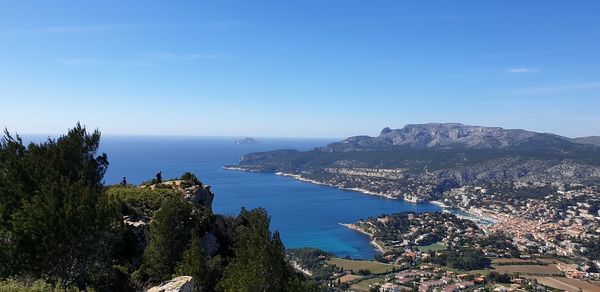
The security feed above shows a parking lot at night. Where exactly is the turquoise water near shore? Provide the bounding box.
[92,136,441,259]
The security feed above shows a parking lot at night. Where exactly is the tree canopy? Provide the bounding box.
[0,124,315,291]
[0,124,120,289]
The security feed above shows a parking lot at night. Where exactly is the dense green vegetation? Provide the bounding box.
[0,278,80,292]
[286,248,338,281]
[357,212,479,248]
[105,185,181,219]
[468,232,521,258]
[180,172,203,187]
[138,196,195,285]
[237,134,600,196]
[483,182,557,200]
[0,125,315,291]
[486,271,512,284]
[0,125,119,289]
[240,140,600,173]
[578,240,600,265]
[327,258,399,275]
[431,248,491,270]
[218,209,313,292]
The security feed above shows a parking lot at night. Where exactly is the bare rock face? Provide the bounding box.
[184,185,214,208]
[147,276,194,292]
[380,123,538,149]
[323,123,562,151]
[123,215,147,267]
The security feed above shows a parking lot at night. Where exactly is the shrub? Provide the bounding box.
[0,278,80,292]
[105,186,181,218]
[180,172,202,188]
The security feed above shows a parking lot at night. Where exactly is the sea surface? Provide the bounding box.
[26,135,442,259]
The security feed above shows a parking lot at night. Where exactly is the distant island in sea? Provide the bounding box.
[235,137,260,144]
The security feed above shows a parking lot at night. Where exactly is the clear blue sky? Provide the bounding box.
[1,1,599,138]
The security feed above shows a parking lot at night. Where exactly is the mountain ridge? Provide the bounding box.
[232,123,600,200]
[572,135,600,147]
[323,123,580,152]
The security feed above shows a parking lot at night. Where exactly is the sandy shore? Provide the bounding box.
[429,200,449,208]
[340,223,386,254]
[370,239,386,254]
[430,200,498,225]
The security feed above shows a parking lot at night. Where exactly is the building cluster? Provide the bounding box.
[439,184,600,275]
[352,212,481,258]
[302,169,436,200]
[299,177,600,290]
[372,268,541,292]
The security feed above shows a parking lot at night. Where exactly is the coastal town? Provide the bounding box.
[438,183,600,264]
[227,159,600,291]
[288,182,600,292]
[225,123,600,291]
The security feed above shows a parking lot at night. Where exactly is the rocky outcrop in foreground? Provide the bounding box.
[147,276,194,292]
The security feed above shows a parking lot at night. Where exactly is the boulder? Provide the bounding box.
[185,185,214,208]
[147,276,194,292]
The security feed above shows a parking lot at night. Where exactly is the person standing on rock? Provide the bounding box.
[121,177,128,186]
[156,171,162,183]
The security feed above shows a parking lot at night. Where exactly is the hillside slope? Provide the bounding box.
[572,136,600,147]
[232,123,600,199]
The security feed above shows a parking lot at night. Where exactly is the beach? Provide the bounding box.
[340,223,386,254]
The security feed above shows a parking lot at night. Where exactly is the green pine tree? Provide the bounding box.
[140,197,193,284]
[218,208,312,292]
[0,124,120,289]
[174,237,207,290]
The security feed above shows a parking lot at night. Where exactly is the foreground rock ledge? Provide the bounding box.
[147,276,194,292]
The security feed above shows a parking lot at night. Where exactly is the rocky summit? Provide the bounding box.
[233,123,600,200]
[323,123,564,151]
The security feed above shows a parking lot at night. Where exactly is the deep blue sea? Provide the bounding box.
[26,135,441,259]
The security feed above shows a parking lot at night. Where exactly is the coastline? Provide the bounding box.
[222,166,261,172]
[223,167,399,199]
[340,223,386,254]
[224,167,397,199]
[287,170,499,225]
[224,167,499,226]
[429,200,449,208]
[275,171,398,200]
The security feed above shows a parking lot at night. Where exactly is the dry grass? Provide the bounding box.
[350,277,386,292]
[327,258,400,275]
[337,274,362,283]
[534,276,600,292]
[491,258,563,265]
[492,264,562,276]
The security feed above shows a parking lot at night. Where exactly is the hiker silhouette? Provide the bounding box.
[156,171,162,183]
[121,177,127,186]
